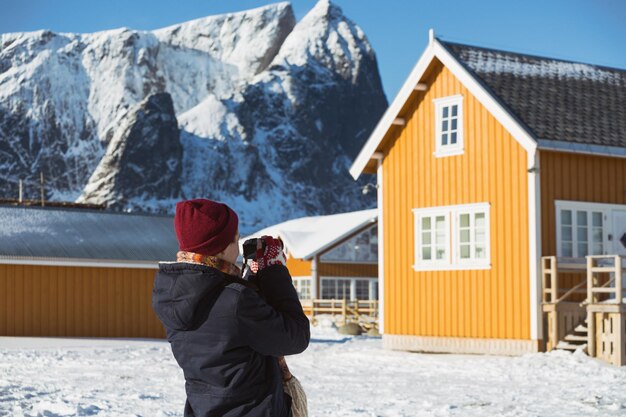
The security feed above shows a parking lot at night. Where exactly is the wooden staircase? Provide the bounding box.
[555,320,588,352]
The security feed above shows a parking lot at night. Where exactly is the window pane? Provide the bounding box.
[436,246,446,260]
[422,217,431,230]
[592,228,603,243]
[436,216,446,229]
[356,280,369,300]
[451,132,457,144]
[460,214,470,228]
[460,229,470,243]
[577,226,588,242]
[475,229,486,243]
[322,280,336,299]
[475,244,486,259]
[435,231,446,244]
[460,244,470,259]
[451,119,457,130]
[422,247,432,260]
[577,211,587,226]
[562,242,573,257]
[592,212,603,227]
[442,106,449,118]
[442,133,448,145]
[561,210,572,225]
[561,226,572,242]
[578,242,588,257]
[451,105,458,117]
[422,231,431,244]
[592,243,603,255]
[475,213,485,228]
[442,120,448,131]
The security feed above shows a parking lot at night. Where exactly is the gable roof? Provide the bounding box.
[241,209,378,260]
[0,205,178,266]
[351,35,626,178]
[442,41,626,149]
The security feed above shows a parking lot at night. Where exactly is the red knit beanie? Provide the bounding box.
[174,199,239,256]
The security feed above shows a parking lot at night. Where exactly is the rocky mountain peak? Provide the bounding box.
[272,0,374,83]
[77,93,182,211]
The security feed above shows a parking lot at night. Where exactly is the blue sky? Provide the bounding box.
[2,0,624,100]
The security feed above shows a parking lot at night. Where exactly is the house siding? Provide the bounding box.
[539,150,626,302]
[540,150,626,256]
[0,264,165,338]
[382,60,531,340]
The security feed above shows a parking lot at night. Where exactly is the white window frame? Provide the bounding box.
[413,203,491,271]
[555,200,617,258]
[433,95,464,157]
[320,277,379,301]
[454,205,491,267]
[292,276,312,301]
[413,208,451,268]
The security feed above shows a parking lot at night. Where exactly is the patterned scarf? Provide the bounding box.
[176,251,241,277]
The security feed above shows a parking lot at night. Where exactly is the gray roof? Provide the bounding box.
[441,41,626,148]
[0,205,178,262]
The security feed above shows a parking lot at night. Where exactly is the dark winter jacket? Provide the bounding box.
[152,262,310,417]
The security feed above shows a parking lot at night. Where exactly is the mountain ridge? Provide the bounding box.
[0,0,387,233]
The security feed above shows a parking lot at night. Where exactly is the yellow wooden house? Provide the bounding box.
[350,31,626,358]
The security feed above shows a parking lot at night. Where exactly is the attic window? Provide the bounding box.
[433,95,464,157]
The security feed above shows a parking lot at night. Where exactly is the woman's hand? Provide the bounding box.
[255,236,286,270]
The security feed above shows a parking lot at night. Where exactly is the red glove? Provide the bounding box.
[256,236,286,270]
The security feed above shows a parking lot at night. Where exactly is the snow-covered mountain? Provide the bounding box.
[0,0,387,233]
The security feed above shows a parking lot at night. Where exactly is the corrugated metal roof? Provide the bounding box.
[0,206,178,262]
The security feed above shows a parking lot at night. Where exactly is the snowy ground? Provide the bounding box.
[1,325,626,417]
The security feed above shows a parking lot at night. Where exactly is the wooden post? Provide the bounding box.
[588,310,595,357]
[587,256,593,304]
[18,179,23,203]
[550,257,557,303]
[541,257,546,303]
[615,255,622,304]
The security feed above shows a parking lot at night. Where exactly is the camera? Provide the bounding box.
[242,238,266,260]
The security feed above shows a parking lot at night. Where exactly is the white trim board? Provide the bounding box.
[538,139,626,159]
[0,256,159,269]
[349,37,537,179]
[383,334,540,356]
[376,157,385,334]
[528,151,542,341]
[555,200,626,212]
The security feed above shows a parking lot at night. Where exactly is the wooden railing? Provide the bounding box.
[309,299,378,326]
[586,255,623,304]
[542,256,591,351]
[541,256,587,303]
[542,255,625,357]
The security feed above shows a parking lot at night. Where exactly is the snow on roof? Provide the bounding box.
[241,208,378,259]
